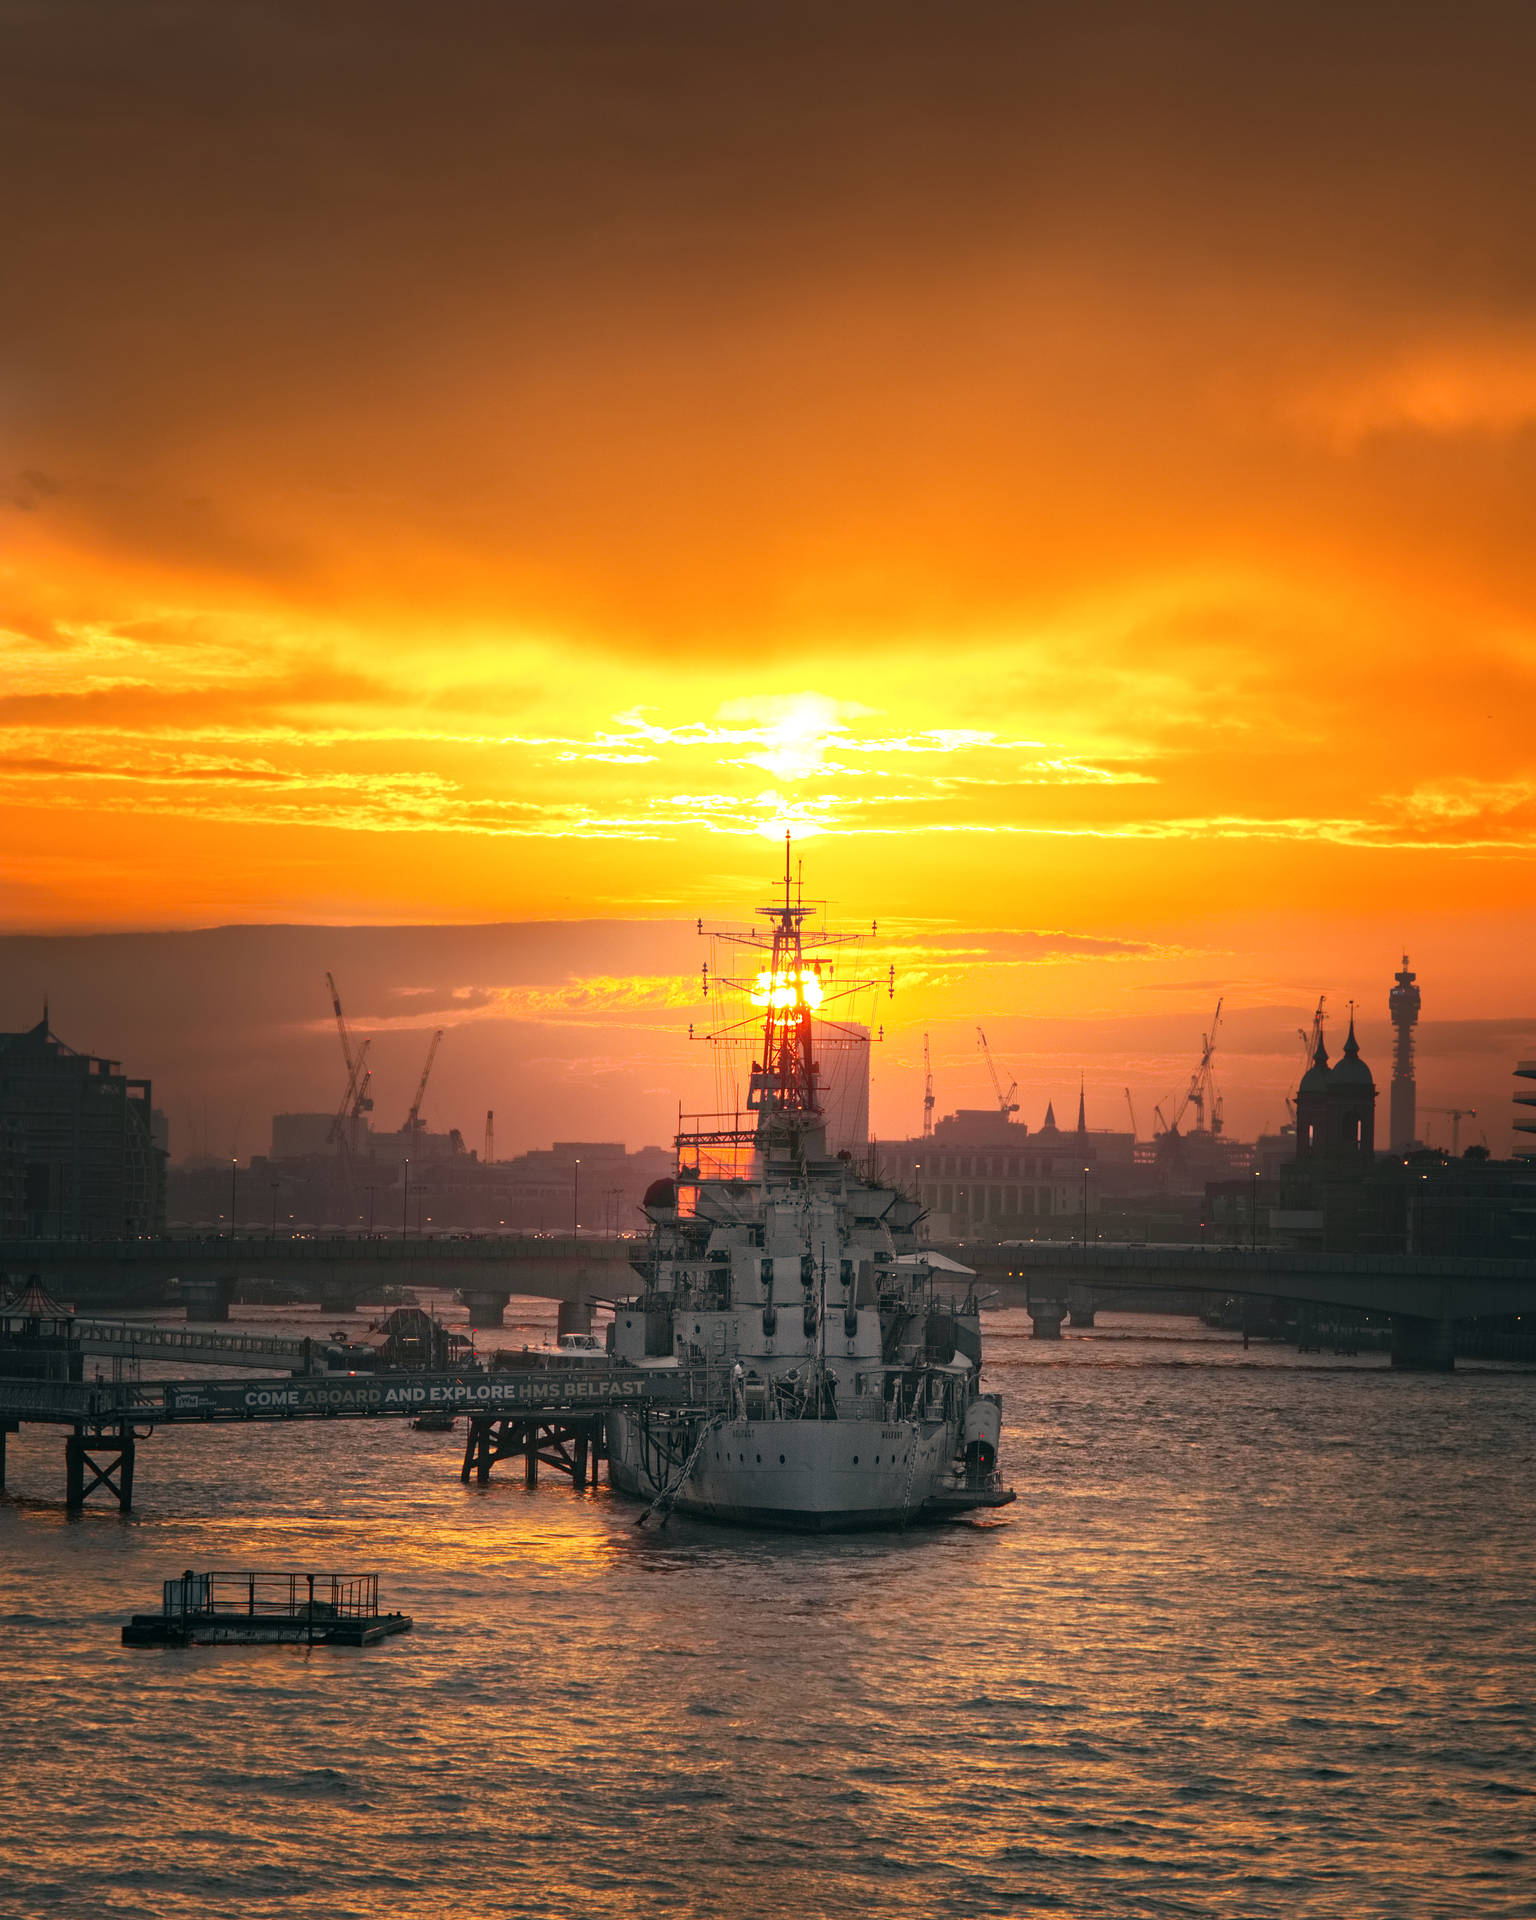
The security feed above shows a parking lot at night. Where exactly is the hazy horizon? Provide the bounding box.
[3,915,1528,1164]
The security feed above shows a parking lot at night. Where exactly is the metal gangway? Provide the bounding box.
[69,1318,319,1370]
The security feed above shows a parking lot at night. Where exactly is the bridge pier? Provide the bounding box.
[460,1288,511,1329]
[180,1277,233,1324]
[316,1281,366,1317]
[1027,1298,1066,1340]
[1066,1289,1097,1328]
[1390,1314,1457,1373]
[65,1428,136,1511]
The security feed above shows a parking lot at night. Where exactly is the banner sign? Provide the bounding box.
[161,1367,680,1421]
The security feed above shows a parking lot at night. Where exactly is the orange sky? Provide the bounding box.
[2,3,1534,1151]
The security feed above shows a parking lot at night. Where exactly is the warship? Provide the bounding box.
[606,839,1015,1530]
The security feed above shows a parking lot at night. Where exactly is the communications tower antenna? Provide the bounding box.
[1389,955,1422,1151]
[484,1109,495,1165]
[922,1033,935,1138]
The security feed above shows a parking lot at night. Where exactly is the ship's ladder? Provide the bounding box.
[636,1415,720,1529]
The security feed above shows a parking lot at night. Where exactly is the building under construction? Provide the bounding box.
[0,1011,166,1237]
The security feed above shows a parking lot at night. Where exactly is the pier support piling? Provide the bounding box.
[0,1418,15,1490]
[460,1414,603,1489]
[65,1429,136,1511]
[1027,1299,1066,1340]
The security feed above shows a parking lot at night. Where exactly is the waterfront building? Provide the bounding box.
[0,1012,166,1236]
[1516,1061,1536,1160]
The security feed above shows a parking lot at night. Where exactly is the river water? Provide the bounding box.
[0,1305,1531,1920]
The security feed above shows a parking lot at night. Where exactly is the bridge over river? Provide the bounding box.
[4,1233,1532,1364]
[0,1232,637,1324]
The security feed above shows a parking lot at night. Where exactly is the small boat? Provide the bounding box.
[411,1409,456,1431]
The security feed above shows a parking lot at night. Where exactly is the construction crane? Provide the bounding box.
[1423,1107,1476,1155]
[483,1109,495,1165]
[1154,998,1224,1136]
[325,971,374,1125]
[976,1027,1019,1118]
[402,1029,445,1137]
[921,1033,935,1139]
[327,1038,371,1148]
[1124,1087,1138,1140]
[1284,995,1327,1124]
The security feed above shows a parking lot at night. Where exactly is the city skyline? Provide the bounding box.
[0,920,1523,1163]
[3,4,1535,1091]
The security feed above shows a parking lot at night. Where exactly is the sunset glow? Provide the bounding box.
[2,3,1533,1154]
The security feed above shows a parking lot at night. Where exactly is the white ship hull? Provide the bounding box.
[607,1410,958,1532]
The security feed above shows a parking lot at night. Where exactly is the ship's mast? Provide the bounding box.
[748,831,823,1150]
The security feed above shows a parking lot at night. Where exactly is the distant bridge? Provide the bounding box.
[932,1241,1536,1321]
[4,1233,1533,1367]
[0,1233,638,1324]
[931,1241,1536,1367]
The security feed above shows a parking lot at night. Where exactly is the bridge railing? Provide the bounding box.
[73,1320,313,1361]
[938,1242,1535,1280]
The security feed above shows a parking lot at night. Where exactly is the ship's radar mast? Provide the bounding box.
[686,831,889,1170]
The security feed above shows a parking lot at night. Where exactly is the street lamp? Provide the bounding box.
[402,1158,410,1241]
[1081,1165,1090,1247]
[573,1158,581,1237]
[366,1184,377,1235]
[229,1157,238,1239]
[1251,1167,1261,1252]
[270,1180,280,1237]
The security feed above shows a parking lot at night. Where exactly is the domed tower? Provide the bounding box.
[1388,956,1420,1151]
[1328,1011,1377,1163]
[1294,1033,1333,1161]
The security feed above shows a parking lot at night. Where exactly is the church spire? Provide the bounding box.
[1076,1076,1086,1133]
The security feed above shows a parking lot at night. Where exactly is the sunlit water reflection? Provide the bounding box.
[1,1306,1531,1918]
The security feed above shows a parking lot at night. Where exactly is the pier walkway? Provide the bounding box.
[0,1363,717,1512]
[70,1317,320,1371]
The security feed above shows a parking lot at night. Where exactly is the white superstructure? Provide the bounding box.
[606,840,1014,1532]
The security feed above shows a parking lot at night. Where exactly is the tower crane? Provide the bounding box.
[976,1027,1019,1117]
[922,1033,935,1139]
[325,971,374,1121]
[402,1029,445,1137]
[1124,1088,1138,1140]
[327,1037,372,1147]
[1423,1107,1476,1155]
[1154,998,1224,1136]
